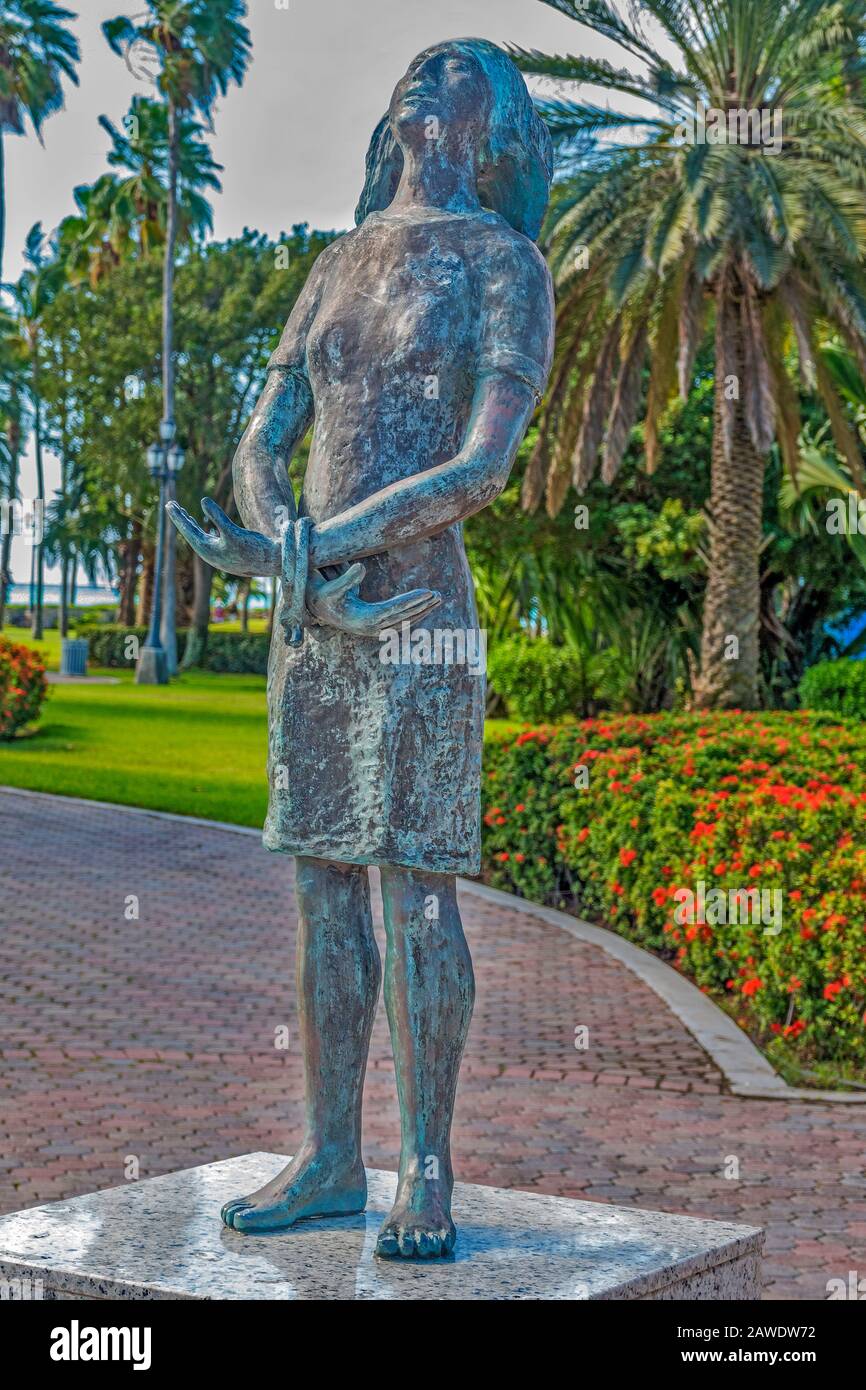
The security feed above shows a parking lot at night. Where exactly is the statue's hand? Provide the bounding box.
[306,564,441,636]
[166,498,281,578]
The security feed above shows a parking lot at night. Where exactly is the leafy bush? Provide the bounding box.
[204,631,269,675]
[487,636,611,721]
[85,625,270,675]
[85,626,175,667]
[0,637,48,739]
[800,658,866,718]
[482,710,866,1069]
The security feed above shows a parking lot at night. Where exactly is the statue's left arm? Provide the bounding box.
[308,235,554,569]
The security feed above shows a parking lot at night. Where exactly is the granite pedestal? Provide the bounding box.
[0,1153,763,1300]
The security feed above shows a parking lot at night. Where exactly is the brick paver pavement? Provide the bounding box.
[1,790,863,1299]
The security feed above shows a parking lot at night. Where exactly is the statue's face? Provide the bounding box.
[390,44,490,152]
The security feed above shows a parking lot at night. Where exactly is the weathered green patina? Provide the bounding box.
[169,38,553,1260]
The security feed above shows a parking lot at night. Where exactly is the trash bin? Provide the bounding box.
[60,638,89,676]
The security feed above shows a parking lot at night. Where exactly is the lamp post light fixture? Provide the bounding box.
[160,435,185,675]
[135,437,171,685]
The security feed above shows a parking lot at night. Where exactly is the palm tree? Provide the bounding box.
[780,340,866,570]
[103,1,251,677]
[61,100,223,285]
[59,174,136,288]
[99,98,222,250]
[0,1,80,283]
[515,0,866,708]
[7,223,64,637]
[0,306,24,628]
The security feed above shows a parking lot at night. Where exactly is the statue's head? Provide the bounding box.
[355,39,552,241]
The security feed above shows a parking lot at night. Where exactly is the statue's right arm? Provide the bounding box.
[231,368,313,539]
[232,239,339,538]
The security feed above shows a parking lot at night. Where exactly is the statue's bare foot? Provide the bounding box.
[375,1175,456,1259]
[221,1147,367,1233]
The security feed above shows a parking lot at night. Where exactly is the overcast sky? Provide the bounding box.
[6,0,639,586]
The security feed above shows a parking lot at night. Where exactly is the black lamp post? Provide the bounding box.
[160,437,185,675]
[136,428,184,684]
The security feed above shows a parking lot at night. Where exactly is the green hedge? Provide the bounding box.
[800,658,866,717]
[84,625,270,675]
[488,636,609,721]
[482,710,866,1070]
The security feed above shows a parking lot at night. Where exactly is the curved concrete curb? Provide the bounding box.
[3,784,864,1105]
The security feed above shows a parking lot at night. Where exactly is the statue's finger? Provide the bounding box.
[370,588,440,622]
[166,500,211,548]
[344,588,441,633]
[316,563,366,602]
[384,593,441,626]
[200,497,239,536]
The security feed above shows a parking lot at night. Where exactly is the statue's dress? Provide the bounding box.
[263,206,553,874]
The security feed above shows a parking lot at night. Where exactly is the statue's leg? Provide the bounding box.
[222,855,381,1233]
[375,866,475,1259]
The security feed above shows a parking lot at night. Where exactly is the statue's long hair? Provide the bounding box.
[354,39,552,242]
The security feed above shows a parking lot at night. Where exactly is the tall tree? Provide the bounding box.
[515,0,866,708]
[0,304,25,627]
[97,96,222,255]
[33,231,326,653]
[0,0,79,283]
[172,228,329,666]
[8,223,64,637]
[103,1,251,676]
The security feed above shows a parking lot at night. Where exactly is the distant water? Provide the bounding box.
[6,582,270,612]
[7,584,118,608]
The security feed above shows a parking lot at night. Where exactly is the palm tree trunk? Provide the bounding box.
[240,580,250,633]
[159,97,181,675]
[118,518,142,626]
[0,127,5,288]
[60,553,69,638]
[694,285,764,710]
[181,552,212,668]
[31,360,45,641]
[0,415,18,631]
[137,544,154,626]
[0,526,11,631]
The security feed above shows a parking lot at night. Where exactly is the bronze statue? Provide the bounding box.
[170,37,553,1259]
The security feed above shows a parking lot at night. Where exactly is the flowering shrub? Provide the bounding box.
[0,637,48,740]
[482,711,866,1068]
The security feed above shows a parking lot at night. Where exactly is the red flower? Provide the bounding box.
[783,1019,806,1039]
[619,847,637,867]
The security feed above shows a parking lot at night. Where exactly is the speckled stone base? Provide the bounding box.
[0,1153,764,1300]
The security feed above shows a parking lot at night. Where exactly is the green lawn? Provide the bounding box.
[1,627,269,825]
[3,625,64,669]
